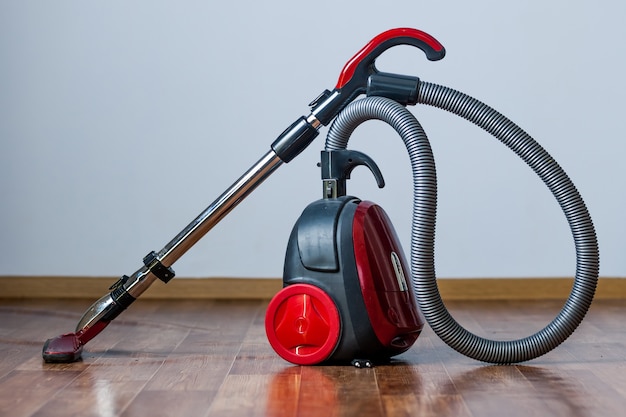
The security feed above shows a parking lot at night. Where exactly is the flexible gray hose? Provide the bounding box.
[324,88,599,364]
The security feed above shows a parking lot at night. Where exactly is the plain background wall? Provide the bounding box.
[1,1,624,279]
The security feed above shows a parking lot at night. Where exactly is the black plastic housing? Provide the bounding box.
[282,196,387,362]
[367,73,420,105]
[271,117,319,163]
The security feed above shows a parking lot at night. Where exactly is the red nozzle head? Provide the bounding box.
[42,333,83,363]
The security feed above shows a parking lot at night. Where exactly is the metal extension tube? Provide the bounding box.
[324,93,599,364]
[129,150,284,298]
[75,151,283,334]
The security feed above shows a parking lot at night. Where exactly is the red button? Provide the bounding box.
[265,284,341,365]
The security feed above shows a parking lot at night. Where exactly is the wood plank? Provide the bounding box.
[297,366,384,417]
[1,276,625,300]
[121,391,216,417]
[0,370,82,417]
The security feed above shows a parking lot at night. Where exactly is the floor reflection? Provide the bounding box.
[443,365,589,417]
[266,363,422,416]
[266,363,588,417]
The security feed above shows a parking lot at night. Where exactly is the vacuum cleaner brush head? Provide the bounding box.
[42,333,83,363]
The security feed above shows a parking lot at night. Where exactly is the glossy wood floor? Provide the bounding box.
[0,297,624,417]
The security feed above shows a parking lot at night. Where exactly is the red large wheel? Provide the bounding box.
[265,284,341,365]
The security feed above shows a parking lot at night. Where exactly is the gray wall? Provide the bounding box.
[1,1,624,278]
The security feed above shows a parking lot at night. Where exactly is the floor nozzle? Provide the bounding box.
[42,317,111,363]
[42,333,83,363]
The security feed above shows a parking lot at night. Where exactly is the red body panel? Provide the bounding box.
[352,201,424,348]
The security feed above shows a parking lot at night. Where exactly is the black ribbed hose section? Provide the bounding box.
[324,88,599,364]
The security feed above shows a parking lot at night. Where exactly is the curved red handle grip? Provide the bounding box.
[335,28,445,90]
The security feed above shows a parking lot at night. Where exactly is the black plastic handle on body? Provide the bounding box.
[321,149,385,188]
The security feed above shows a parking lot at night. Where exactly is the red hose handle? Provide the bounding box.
[273,29,446,162]
[335,28,445,90]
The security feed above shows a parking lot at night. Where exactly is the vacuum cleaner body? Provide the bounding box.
[265,196,423,365]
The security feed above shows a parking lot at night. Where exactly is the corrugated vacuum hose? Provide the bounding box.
[324,92,599,364]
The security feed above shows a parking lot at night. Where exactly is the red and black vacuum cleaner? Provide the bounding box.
[43,28,599,366]
[266,149,424,366]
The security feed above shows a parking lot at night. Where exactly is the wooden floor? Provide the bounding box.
[0,298,624,417]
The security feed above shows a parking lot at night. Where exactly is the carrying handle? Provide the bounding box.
[320,149,385,198]
[309,28,445,126]
[335,28,446,90]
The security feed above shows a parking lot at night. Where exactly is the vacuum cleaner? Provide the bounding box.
[42,28,599,366]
